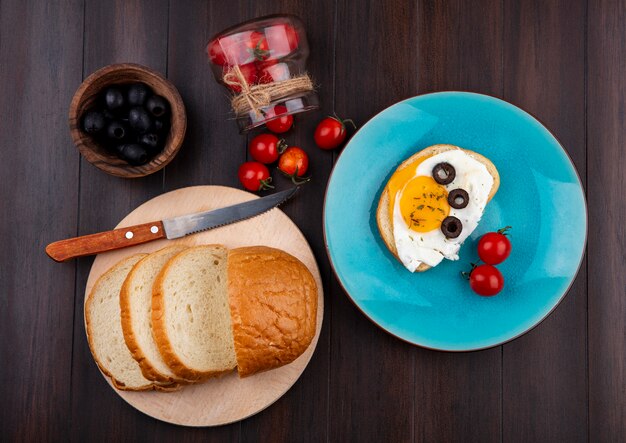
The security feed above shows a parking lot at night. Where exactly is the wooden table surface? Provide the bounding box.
[1,1,624,442]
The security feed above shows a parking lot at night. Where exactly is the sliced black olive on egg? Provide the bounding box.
[441,216,462,238]
[432,162,456,185]
[448,188,469,209]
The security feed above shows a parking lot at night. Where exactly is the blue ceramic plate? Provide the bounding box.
[324,92,587,351]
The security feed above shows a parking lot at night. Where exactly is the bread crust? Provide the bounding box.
[227,246,318,377]
[151,245,233,382]
[376,144,500,271]
[85,254,158,392]
[120,245,190,384]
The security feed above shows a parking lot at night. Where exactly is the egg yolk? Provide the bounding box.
[399,176,450,232]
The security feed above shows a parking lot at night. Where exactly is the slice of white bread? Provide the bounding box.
[152,245,237,381]
[120,245,189,383]
[376,144,500,272]
[227,246,318,377]
[85,254,176,391]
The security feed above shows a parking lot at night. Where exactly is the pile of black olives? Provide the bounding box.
[81,83,170,166]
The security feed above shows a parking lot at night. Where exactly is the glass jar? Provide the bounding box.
[206,15,319,132]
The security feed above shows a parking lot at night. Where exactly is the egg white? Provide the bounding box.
[393,149,494,272]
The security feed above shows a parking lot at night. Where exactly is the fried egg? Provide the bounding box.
[388,148,495,272]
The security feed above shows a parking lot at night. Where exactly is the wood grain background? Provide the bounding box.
[1,0,623,442]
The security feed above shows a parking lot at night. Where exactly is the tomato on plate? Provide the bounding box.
[238,161,273,191]
[266,105,294,133]
[469,264,504,296]
[249,133,286,164]
[314,115,355,150]
[224,63,258,93]
[278,146,309,184]
[477,226,512,265]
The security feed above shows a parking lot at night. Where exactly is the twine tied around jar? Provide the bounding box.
[223,65,314,117]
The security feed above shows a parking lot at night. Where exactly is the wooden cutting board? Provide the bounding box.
[84,185,324,426]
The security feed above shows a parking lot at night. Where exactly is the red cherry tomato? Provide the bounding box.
[246,31,270,61]
[249,133,286,164]
[224,63,258,93]
[469,264,504,296]
[278,147,309,183]
[265,24,299,57]
[207,39,227,66]
[257,61,291,84]
[238,162,273,191]
[266,105,294,133]
[314,115,355,150]
[477,226,512,265]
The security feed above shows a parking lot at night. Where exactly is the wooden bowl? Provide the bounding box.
[69,63,186,178]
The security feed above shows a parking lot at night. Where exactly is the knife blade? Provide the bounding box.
[45,187,298,262]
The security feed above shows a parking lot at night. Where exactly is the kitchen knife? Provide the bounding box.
[45,187,298,262]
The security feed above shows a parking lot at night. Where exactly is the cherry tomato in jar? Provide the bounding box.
[206,39,227,66]
[278,147,309,184]
[224,63,258,93]
[265,24,299,58]
[477,226,512,265]
[469,264,504,296]
[266,105,294,133]
[257,61,291,84]
[246,31,270,61]
[238,161,273,191]
[249,133,286,164]
[314,115,355,150]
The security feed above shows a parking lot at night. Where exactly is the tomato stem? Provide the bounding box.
[277,139,288,154]
[497,226,512,235]
[258,177,274,191]
[280,166,311,185]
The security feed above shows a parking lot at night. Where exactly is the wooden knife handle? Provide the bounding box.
[45,221,166,262]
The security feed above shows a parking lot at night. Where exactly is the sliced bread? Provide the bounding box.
[120,245,189,383]
[85,254,174,391]
[376,144,500,272]
[227,246,318,377]
[152,245,237,381]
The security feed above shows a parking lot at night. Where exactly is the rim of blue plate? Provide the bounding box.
[322,90,588,353]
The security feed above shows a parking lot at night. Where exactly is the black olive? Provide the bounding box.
[145,95,169,118]
[82,110,106,134]
[153,118,169,134]
[128,106,153,134]
[106,120,128,141]
[448,189,469,209]
[432,162,456,185]
[441,216,462,238]
[137,133,161,154]
[102,108,116,120]
[104,87,125,111]
[117,143,149,165]
[127,83,151,106]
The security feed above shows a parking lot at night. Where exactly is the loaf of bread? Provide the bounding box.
[85,254,176,391]
[376,144,500,272]
[86,244,318,390]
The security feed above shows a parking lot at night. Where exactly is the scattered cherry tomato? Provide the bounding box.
[249,133,286,164]
[477,226,512,265]
[207,39,227,66]
[238,161,273,191]
[314,115,355,150]
[278,146,309,183]
[246,31,270,61]
[266,105,294,133]
[224,63,258,93]
[469,264,504,296]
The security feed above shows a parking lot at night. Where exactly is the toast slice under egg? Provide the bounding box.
[376,144,500,272]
